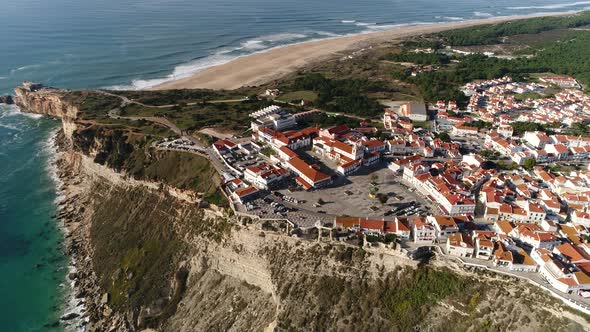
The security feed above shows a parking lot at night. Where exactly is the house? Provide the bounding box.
[535,249,590,294]
[539,76,581,89]
[334,216,361,231]
[492,242,538,272]
[509,224,560,250]
[411,217,436,243]
[287,157,332,190]
[250,105,297,131]
[213,139,238,156]
[493,220,515,236]
[360,218,385,235]
[446,233,474,257]
[428,216,459,239]
[243,163,289,189]
[524,131,552,149]
[399,102,428,121]
[451,124,479,137]
[232,186,259,204]
[319,124,350,140]
[545,144,570,161]
[383,217,411,240]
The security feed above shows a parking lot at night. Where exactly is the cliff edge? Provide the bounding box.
[16,83,590,332]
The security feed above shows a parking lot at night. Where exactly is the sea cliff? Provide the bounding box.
[14,83,590,332]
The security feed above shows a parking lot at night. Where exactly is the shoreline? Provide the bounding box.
[151,10,582,91]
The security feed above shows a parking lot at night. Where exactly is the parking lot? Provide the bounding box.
[239,195,334,229]
[155,137,208,154]
[277,163,436,219]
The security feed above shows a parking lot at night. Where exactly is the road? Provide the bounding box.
[100,90,237,176]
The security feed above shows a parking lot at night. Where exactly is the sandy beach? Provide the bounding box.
[152,11,580,91]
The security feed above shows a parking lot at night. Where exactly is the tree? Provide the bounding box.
[523,158,536,171]
[377,193,389,205]
[370,174,379,185]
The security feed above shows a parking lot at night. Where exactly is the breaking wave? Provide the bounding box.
[508,1,590,10]
[473,11,493,17]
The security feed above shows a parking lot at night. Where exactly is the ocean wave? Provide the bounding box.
[10,64,43,74]
[473,11,493,17]
[109,53,237,90]
[508,1,590,10]
[108,30,336,90]
[341,20,356,23]
[0,123,23,132]
[0,104,44,119]
[443,16,464,21]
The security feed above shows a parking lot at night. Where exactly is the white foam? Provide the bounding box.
[355,21,376,27]
[508,1,590,10]
[473,11,493,17]
[341,20,356,23]
[1,104,43,119]
[444,16,464,21]
[10,64,42,74]
[313,31,341,37]
[7,105,44,119]
[0,123,22,132]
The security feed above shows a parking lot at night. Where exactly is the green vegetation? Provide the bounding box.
[514,91,545,101]
[73,126,223,203]
[292,73,385,117]
[297,112,361,129]
[90,183,188,315]
[62,91,121,121]
[412,120,431,130]
[392,30,590,103]
[277,90,318,103]
[510,121,560,136]
[90,181,232,327]
[110,89,240,106]
[260,147,276,157]
[382,267,466,329]
[385,52,451,65]
[121,99,264,132]
[523,158,537,171]
[569,122,590,137]
[469,120,493,129]
[438,12,590,46]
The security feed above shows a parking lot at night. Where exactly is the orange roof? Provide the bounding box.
[335,216,359,228]
[289,157,330,183]
[555,243,589,263]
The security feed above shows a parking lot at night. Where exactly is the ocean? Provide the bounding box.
[0,0,587,330]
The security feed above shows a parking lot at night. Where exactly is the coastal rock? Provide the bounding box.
[0,95,14,104]
[68,272,78,280]
[75,289,87,299]
[60,312,80,321]
[101,293,109,304]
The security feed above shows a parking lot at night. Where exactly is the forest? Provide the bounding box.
[393,31,590,103]
[293,73,386,117]
[438,11,590,46]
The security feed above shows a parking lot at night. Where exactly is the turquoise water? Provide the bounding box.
[0,0,588,330]
[0,105,65,331]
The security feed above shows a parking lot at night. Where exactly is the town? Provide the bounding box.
[153,74,590,312]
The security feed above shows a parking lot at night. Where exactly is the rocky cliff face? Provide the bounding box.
[14,84,80,137]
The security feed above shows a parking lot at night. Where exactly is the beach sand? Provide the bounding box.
[152,12,580,91]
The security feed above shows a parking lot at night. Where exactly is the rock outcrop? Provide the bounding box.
[14,83,79,137]
[0,95,14,104]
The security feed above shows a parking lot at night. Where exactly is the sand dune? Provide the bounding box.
[152,12,579,91]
